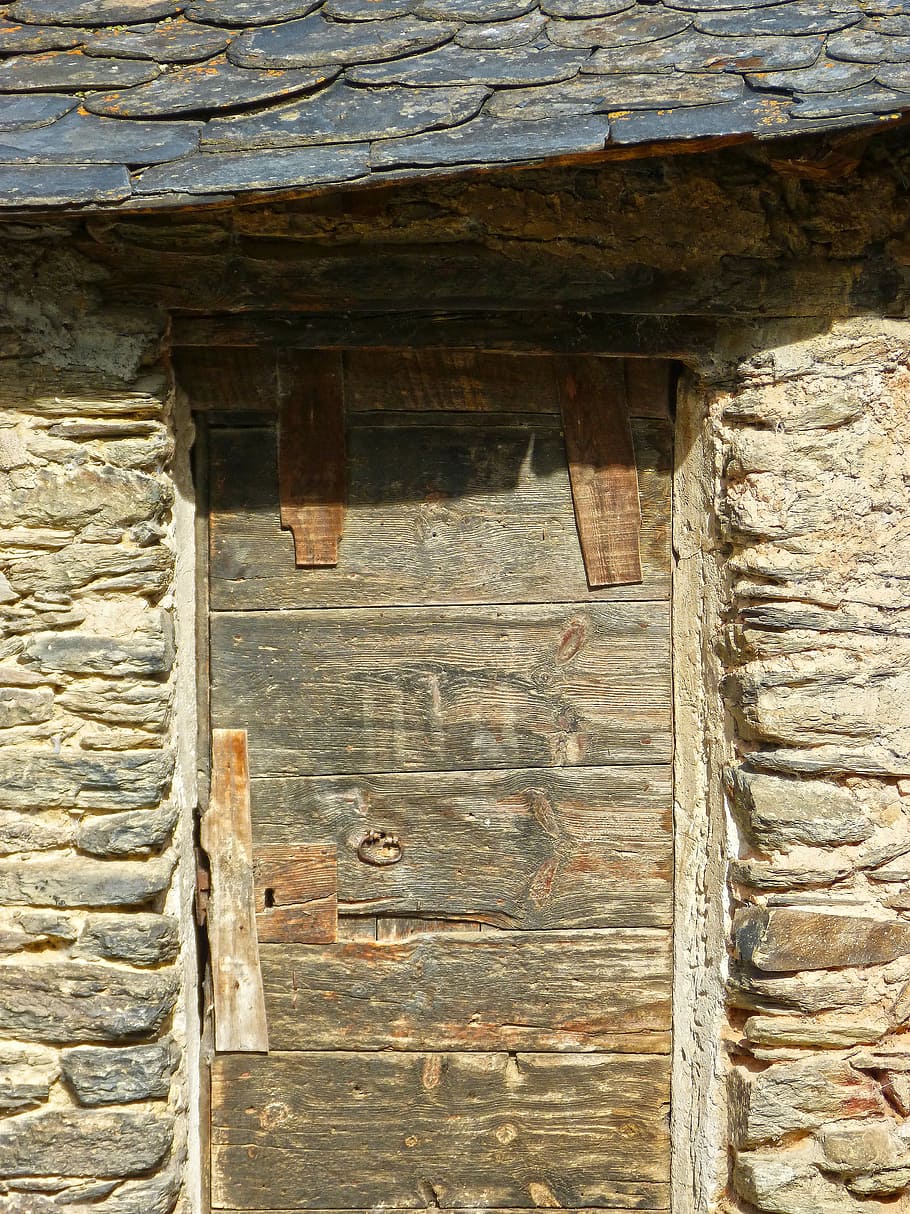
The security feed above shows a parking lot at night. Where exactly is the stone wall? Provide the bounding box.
[709,319,910,1213]
[0,244,195,1214]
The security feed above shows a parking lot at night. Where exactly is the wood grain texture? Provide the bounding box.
[277,349,346,567]
[625,358,672,420]
[558,358,643,588]
[174,346,278,413]
[203,729,269,1053]
[253,843,337,944]
[259,929,671,1052]
[212,1050,671,1209]
[248,765,672,929]
[210,603,671,776]
[207,416,671,609]
[215,1209,670,1213]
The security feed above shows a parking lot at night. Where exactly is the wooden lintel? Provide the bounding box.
[202,728,269,1054]
[277,348,346,568]
[172,346,277,412]
[253,843,338,944]
[557,357,643,589]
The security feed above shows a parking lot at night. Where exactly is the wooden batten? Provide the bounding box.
[203,728,269,1054]
[277,348,346,567]
[557,357,643,588]
[253,844,338,944]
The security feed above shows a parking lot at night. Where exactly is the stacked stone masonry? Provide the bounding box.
[0,352,186,1213]
[715,319,910,1214]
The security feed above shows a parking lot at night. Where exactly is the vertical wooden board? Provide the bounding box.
[210,603,672,776]
[207,415,672,609]
[253,844,337,945]
[558,358,643,588]
[203,729,268,1054]
[212,1051,671,1210]
[625,359,673,420]
[174,346,278,413]
[257,929,671,1053]
[277,349,346,567]
[247,766,672,929]
[343,349,560,413]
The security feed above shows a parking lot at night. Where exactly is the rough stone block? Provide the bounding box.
[744,1014,889,1050]
[728,962,871,1015]
[77,806,177,857]
[818,1120,901,1176]
[0,961,178,1042]
[0,684,54,729]
[62,1044,172,1105]
[21,613,173,677]
[4,540,174,597]
[849,1166,910,1197]
[0,854,175,908]
[730,1055,887,1149]
[0,748,174,810]
[0,809,72,854]
[0,369,167,419]
[734,907,910,972]
[0,464,171,530]
[59,679,172,732]
[734,1143,896,1214]
[0,1107,173,1177]
[75,912,180,966]
[729,769,875,849]
[0,1044,58,1113]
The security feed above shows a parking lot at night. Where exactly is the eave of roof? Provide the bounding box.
[0,0,908,212]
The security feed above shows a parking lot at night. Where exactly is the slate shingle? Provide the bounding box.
[7,0,180,24]
[0,162,131,204]
[693,4,862,36]
[370,111,609,167]
[184,0,321,24]
[0,22,85,52]
[828,27,910,61]
[456,13,548,47]
[547,8,691,48]
[348,40,586,84]
[228,13,457,68]
[0,49,160,90]
[0,91,75,127]
[0,110,200,161]
[486,69,743,118]
[84,20,233,63]
[134,142,370,193]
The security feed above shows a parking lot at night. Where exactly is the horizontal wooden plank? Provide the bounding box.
[253,844,337,945]
[208,416,671,609]
[175,346,277,413]
[249,766,671,929]
[214,1208,670,1213]
[260,929,670,1053]
[212,1051,671,1210]
[210,603,671,776]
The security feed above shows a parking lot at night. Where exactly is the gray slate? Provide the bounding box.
[185,0,322,23]
[0,1107,173,1176]
[77,805,177,856]
[0,22,85,51]
[747,58,878,93]
[0,92,76,129]
[879,61,910,87]
[828,27,910,61]
[0,163,130,204]
[62,1044,172,1105]
[694,4,862,36]
[608,94,791,143]
[229,13,457,67]
[85,58,336,118]
[7,0,181,23]
[349,40,586,83]
[547,8,692,48]
[76,912,180,966]
[791,83,909,116]
[541,0,632,16]
[0,50,160,91]
[203,80,488,149]
[85,19,233,62]
[371,111,609,167]
[584,30,825,72]
[0,110,200,163]
[456,13,548,48]
[415,0,535,21]
[666,0,784,9]
[487,70,743,118]
[135,141,371,193]
[323,0,415,18]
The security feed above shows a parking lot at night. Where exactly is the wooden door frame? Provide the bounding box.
[178,320,726,1214]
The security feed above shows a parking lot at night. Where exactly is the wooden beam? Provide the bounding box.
[202,728,269,1054]
[558,357,643,588]
[277,349,346,568]
[172,346,277,412]
[253,843,337,944]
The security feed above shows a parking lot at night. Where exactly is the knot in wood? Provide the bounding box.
[356,829,403,867]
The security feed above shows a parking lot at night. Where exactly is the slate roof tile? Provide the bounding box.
[0,0,906,209]
[202,79,488,148]
[84,58,336,117]
[134,141,370,192]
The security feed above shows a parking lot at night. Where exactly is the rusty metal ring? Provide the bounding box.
[356,830,403,867]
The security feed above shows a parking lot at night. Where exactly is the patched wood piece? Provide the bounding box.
[210,602,671,775]
[212,1051,671,1209]
[253,844,337,944]
[249,765,672,928]
[558,357,642,588]
[229,13,457,68]
[203,728,268,1053]
[207,415,671,607]
[277,349,346,568]
[260,928,671,1051]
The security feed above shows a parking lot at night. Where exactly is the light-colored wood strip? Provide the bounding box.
[277,349,346,567]
[343,349,561,414]
[207,416,671,611]
[203,729,269,1054]
[625,359,673,420]
[259,928,670,1053]
[212,1051,671,1210]
[558,358,643,588]
[253,844,337,945]
[210,602,671,777]
[174,346,277,413]
[248,766,671,930]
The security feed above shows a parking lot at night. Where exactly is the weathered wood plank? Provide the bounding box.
[203,729,269,1054]
[277,349,346,567]
[625,358,673,420]
[215,1208,670,1213]
[558,358,643,588]
[344,348,560,414]
[210,603,671,775]
[248,766,671,929]
[212,1050,671,1209]
[253,844,337,945]
[207,416,671,609]
[174,346,277,413]
[259,929,671,1053]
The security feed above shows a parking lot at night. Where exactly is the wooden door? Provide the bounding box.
[200,350,674,1214]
